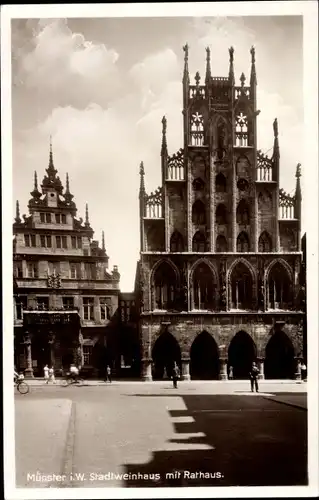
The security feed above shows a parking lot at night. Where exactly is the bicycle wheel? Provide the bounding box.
[17,381,29,394]
[61,379,70,387]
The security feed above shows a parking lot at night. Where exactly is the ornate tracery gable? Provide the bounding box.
[189,258,219,285]
[264,258,294,282]
[226,257,257,285]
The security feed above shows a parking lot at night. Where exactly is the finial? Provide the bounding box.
[273,118,278,138]
[102,230,105,251]
[49,136,53,166]
[182,43,190,85]
[161,116,167,156]
[15,200,21,223]
[85,203,89,226]
[195,71,201,86]
[250,46,257,85]
[296,163,301,178]
[34,171,38,190]
[205,47,211,84]
[139,161,145,177]
[228,47,235,86]
[240,72,246,87]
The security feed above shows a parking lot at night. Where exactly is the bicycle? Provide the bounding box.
[61,374,84,387]
[15,376,30,394]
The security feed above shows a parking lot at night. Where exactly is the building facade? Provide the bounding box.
[13,146,121,378]
[137,45,305,381]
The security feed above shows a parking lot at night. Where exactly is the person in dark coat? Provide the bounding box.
[249,362,260,392]
[172,363,180,389]
[105,364,112,383]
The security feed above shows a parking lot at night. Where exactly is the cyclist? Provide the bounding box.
[69,363,80,383]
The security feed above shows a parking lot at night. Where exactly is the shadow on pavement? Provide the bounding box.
[123,394,308,488]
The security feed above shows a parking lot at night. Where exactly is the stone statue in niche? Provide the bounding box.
[236,156,250,178]
[219,260,227,309]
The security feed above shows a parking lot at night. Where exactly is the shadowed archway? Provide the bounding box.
[264,331,295,379]
[152,331,181,380]
[190,331,219,380]
[228,331,256,379]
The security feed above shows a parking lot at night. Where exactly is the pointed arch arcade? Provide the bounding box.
[265,330,295,379]
[152,331,181,380]
[228,259,254,310]
[228,331,257,379]
[190,331,219,380]
[192,231,208,252]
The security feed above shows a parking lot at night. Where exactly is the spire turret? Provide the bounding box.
[139,161,145,197]
[250,46,257,86]
[30,170,41,199]
[85,203,90,227]
[205,47,211,85]
[102,230,105,252]
[15,200,21,223]
[228,46,235,86]
[161,116,168,157]
[273,118,280,159]
[64,172,74,204]
[295,163,302,201]
[42,137,63,194]
[183,43,190,85]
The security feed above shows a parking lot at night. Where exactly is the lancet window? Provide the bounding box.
[192,200,206,225]
[236,200,250,225]
[216,235,228,252]
[267,263,292,310]
[192,263,215,310]
[153,262,176,310]
[258,231,272,252]
[192,231,207,252]
[216,204,227,225]
[237,232,250,252]
[215,173,226,193]
[170,231,184,252]
[230,262,253,310]
[235,112,248,147]
[190,112,204,146]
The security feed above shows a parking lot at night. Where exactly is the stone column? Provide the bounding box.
[24,335,34,378]
[219,358,228,380]
[295,358,302,381]
[258,359,265,380]
[141,358,152,381]
[181,358,190,381]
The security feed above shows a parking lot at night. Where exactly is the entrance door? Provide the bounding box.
[152,332,181,380]
[190,331,219,379]
[228,331,256,379]
[32,335,51,377]
[265,331,295,379]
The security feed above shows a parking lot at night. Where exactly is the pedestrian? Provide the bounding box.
[249,362,260,393]
[48,366,56,384]
[229,366,234,380]
[43,364,49,384]
[105,364,112,383]
[300,361,307,381]
[69,363,79,383]
[172,363,180,389]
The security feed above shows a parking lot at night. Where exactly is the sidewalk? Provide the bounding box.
[24,378,308,387]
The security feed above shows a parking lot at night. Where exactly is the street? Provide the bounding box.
[15,381,307,488]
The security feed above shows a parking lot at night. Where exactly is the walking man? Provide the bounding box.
[249,361,260,393]
[43,364,49,384]
[105,364,112,383]
[48,366,56,384]
[300,361,307,381]
[172,362,180,389]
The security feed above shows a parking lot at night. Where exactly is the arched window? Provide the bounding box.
[216,204,227,225]
[153,262,176,310]
[267,262,292,310]
[258,231,272,252]
[192,231,207,252]
[216,235,228,252]
[192,263,215,310]
[236,199,250,225]
[215,173,226,193]
[192,200,206,225]
[237,232,250,252]
[230,262,253,310]
[170,231,184,252]
[192,178,205,191]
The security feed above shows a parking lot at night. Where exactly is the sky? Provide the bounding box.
[11,16,304,292]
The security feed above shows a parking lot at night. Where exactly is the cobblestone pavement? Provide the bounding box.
[15,382,307,489]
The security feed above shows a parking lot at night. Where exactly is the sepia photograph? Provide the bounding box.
[2,2,318,499]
